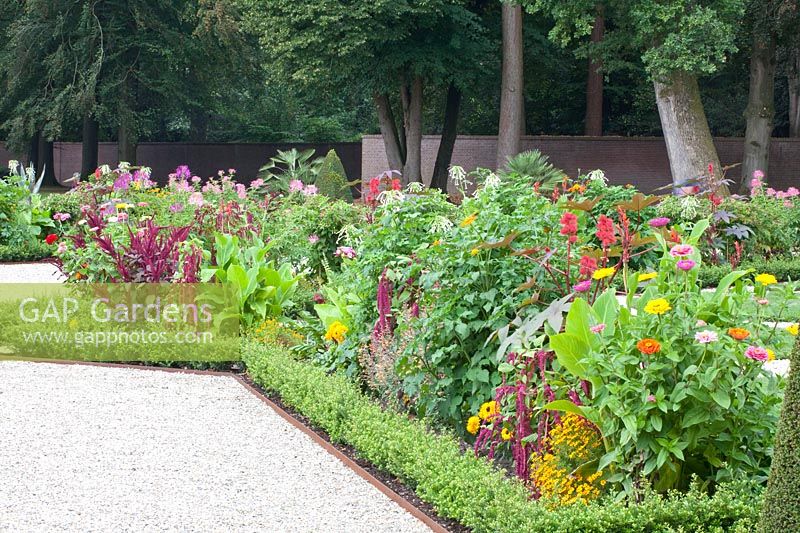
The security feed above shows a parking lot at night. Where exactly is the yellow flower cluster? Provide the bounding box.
[755,273,778,286]
[787,323,799,336]
[478,400,499,421]
[324,321,349,344]
[466,415,481,435]
[637,272,657,282]
[644,298,671,315]
[252,318,304,348]
[530,413,605,506]
[460,212,478,228]
[592,267,615,280]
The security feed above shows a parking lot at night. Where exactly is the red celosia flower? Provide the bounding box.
[559,212,578,237]
[44,233,58,245]
[595,215,616,247]
[579,255,597,278]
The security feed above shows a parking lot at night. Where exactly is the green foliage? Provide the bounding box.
[759,335,800,532]
[549,238,788,495]
[257,148,322,192]
[699,257,800,288]
[315,150,352,202]
[0,240,52,262]
[201,233,301,327]
[499,149,564,189]
[243,342,762,533]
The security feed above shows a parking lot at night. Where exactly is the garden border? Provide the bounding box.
[4,358,448,533]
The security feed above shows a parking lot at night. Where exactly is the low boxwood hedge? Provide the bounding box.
[242,341,762,532]
[699,257,800,287]
[0,240,52,262]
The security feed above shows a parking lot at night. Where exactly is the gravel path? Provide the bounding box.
[0,262,66,283]
[0,361,431,533]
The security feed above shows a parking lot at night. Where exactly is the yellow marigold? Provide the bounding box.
[460,212,478,228]
[432,239,441,247]
[637,272,657,282]
[501,427,513,441]
[470,248,480,256]
[324,321,348,344]
[592,267,615,280]
[644,298,671,315]
[787,324,799,336]
[466,415,481,435]
[478,401,499,421]
[755,273,778,285]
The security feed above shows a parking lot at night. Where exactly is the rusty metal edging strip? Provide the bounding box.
[232,374,449,533]
[5,358,448,533]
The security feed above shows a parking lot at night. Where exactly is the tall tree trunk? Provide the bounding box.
[653,71,721,191]
[81,112,99,179]
[431,83,462,192]
[27,131,40,169]
[189,108,209,142]
[373,92,405,172]
[790,47,800,137]
[402,76,424,184]
[584,10,605,136]
[118,124,137,165]
[36,135,58,187]
[742,34,776,189]
[496,2,525,169]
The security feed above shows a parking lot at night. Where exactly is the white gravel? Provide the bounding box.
[0,262,66,283]
[0,361,432,533]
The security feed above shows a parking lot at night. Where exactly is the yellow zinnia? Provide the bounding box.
[592,267,616,280]
[478,401,499,421]
[767,349,776,362]
[470,248,480,256]
[460,213,478,228]
[786,324,799,336]
[755,273,777,285]
[324,321,348,344]
[466,416,481,435]
[638,272,657,282]
[115,202,132,210]
[501,427,513,441]
[644,298,671,315]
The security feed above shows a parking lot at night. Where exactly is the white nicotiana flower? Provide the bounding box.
[139,166,152,177]
[406,182,424,194]
[429,215,454,234]
[680,195,700,220]
[449,165,471,192]
[117,161,131,171]
[586,169,607,184]
[8,160,18,170]
[99,164,112,175]
[378,189,405,206]
[483,172,501,189]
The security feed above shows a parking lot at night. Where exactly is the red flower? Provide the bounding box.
[45,233,58,245]
[369,177,380,195]
[559,212,578,237]
[669,229,681,244]
[579,255,597,278]
[391,178,401,191]
[595,215,616,247]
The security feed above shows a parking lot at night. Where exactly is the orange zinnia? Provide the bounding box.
[636,338,661,355]
[728,328,750,341]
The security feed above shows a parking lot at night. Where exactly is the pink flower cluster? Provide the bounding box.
[334,246,356,259]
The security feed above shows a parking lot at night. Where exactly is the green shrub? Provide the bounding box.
[0,240,52,262]
[316,149,353,202]
[242,342,762,533]
[698,257,800,287]
[759,335,800,532]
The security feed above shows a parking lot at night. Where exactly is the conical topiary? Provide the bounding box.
[758,333,800,531]
[315,149,352,202]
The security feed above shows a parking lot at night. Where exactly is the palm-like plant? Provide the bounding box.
[499,150,564,190]
[257,148,323,192]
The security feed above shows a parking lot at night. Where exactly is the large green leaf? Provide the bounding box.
[565,297,594,347]
[550,332,590,380]
[592,289,619,336]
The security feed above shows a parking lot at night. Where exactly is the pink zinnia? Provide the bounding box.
[670,244,694,257]
[694,330,718,344]
[648,217,670,228]
[676,259,696,271]
[744,346,769,362]
[590,323,606,334]
[308,234,319,244]
[574,280,592,292]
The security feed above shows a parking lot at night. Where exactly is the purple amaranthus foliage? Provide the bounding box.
[373,268,394,339]
[91,219,195,282]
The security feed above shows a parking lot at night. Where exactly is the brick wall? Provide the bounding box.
[361,135,800,193]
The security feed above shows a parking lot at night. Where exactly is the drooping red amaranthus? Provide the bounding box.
[373,268,394,339]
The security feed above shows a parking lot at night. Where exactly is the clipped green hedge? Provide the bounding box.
[699,257,800,287]
[0,240,53,262]
[243,342,762,532]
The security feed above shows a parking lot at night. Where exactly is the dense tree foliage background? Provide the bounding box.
[0,0,794,146]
